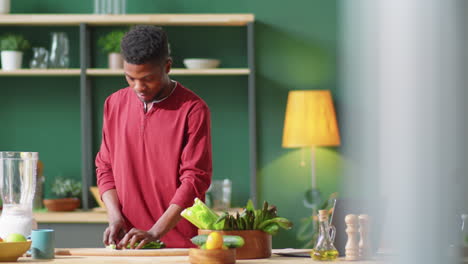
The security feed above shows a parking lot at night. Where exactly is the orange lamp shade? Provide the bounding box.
[282,90,340,147]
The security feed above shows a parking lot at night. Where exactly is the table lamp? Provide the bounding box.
[282,90,340,208]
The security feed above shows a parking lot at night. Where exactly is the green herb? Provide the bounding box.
[106,241,165,250]
[98,30,126,54]
[130,241,166,249]
[106,244,117,249]
[51,177,82,199]
[0,34,30,51]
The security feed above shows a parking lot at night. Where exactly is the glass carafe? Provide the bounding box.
[49,32,69,68]
[311,209,339,260]
[0,152,38,238]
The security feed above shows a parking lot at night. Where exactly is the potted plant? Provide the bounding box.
[0,33,30,70]
[43,177,82,212]
[98,30,126,69]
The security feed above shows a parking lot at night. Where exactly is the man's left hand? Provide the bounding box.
[117,228,159,249]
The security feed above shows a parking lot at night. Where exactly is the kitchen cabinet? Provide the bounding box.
[34,211,107,247]
[0,14,256,208]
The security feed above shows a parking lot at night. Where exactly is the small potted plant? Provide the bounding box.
[0,33,30,71]
[43,177,82,212]
[98,30,126,69]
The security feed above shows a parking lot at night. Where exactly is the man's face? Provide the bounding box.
[124,60,172,103]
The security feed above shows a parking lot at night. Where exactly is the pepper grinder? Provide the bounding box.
[359,214,372,259]
[345,214,359,260]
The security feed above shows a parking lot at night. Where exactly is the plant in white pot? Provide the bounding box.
[0,34,30,71]
[98,30,126,69]
[43,177,82,212]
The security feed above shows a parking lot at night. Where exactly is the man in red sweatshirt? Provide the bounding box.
[95,25,212,249]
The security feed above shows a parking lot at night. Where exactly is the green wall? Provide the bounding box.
[1,0,341,248]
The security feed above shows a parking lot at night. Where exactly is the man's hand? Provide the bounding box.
[101,189,126,247]
[118,228,159,249]
[117,204,184,249]
[103,218,127,246]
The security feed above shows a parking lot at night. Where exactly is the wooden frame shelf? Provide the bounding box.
[0,14,254,26]
[0,68,250,76]
[0,69,81,76]
[87,68,250,76]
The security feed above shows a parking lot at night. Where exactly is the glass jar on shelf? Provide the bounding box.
[49,32,69,68]
[29,47,49,69]
[94,0,126,14]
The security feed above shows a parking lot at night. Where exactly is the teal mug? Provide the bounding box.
[31,229,55,259]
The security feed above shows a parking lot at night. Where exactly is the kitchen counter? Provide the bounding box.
[32,208,243,248]
[33,208,243,224]
[34,210,108,224]
[15,255,387,264]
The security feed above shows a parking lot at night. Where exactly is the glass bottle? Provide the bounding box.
[30,47,49,69]
[311,209,339,261]
[49,32,69,68]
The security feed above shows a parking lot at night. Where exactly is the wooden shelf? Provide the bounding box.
[0,69,80,76]
[88,68,250,76]
[0,68,250,76]
[0,14,254,26]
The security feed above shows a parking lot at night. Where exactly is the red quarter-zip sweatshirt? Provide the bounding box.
[95,82,212,247]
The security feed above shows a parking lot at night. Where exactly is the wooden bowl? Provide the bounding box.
[198,230,271,259]
[0,241,32,262]
[189,248,236,264]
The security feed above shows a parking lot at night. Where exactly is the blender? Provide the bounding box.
[0,151,37,238]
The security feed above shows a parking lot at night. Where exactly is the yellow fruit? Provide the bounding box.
[205,232,223,250]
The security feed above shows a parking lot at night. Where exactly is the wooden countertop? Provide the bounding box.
[16,254,387,264]
[34,208,243,224]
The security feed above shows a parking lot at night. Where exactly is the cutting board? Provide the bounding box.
[55,248,189,256]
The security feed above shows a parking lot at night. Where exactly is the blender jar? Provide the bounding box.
[0,151,38,238]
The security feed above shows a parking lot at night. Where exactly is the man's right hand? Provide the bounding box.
[101,189,126,247]
[103,218,127,246]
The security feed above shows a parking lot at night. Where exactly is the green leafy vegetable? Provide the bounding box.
[105,240,166,250]
[181,198,220,230]
[133,241,166,249]
[181,198,293,235]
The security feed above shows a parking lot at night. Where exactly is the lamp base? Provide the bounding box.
[303,188,322,209]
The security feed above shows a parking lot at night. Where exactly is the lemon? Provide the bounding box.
[205,232,223,250]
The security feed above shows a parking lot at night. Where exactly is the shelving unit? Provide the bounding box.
[0,14,256,208]
[0,68,250,76]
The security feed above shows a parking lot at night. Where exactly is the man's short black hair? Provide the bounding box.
[121,25,170,65]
